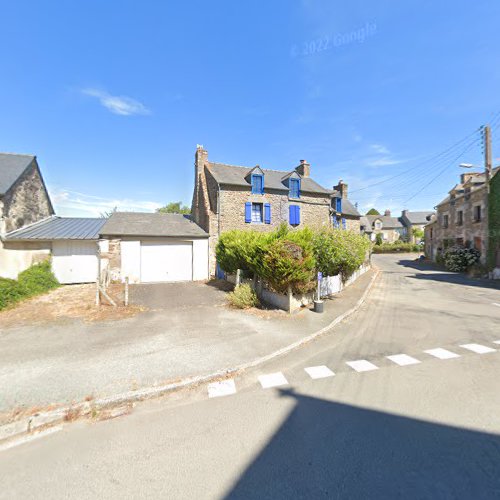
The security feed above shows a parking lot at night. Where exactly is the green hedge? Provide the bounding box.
[372,242,421,253]
[0,260,59,311]
[216,224,370,293]
[488,170,500,270]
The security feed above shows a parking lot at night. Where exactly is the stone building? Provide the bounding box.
[424,168,500,273]
[365,210,405,243]
[191,146,361,275]
[0,153,54,278]
[399,210,434,243]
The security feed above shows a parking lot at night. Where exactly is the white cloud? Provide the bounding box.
[82,88,150,116]
[370,143,390,155]
[49,187,162,217]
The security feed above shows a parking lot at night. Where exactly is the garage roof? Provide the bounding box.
[100,212,209,238]
[5,216,106,240]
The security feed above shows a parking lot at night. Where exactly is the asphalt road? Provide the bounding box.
[2,254,500,499]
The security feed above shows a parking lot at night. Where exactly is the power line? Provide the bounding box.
[403,136,482,204]
[349,127,481,194]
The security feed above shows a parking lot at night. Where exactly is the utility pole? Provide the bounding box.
[484,125,492,192]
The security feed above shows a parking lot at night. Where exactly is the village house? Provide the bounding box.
[424,168,500,276]
[0,153,54,278]
[190,145,361,275]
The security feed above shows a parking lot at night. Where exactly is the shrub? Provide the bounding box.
[227,283,259,309]
[0,278,26,311]
[375,233,383,246]
[261,239,316,294]
[313,228,370,280]
[0,260,59,311]
[18,260,59,296]
[443,246,480,272]
[372,242,421,253]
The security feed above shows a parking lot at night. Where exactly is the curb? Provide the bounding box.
[0,269,380,448]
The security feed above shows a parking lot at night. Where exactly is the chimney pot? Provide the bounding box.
[334,180,348,199]
[384,209,391,216]
[296,160,311,177]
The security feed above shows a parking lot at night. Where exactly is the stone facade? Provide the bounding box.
[191,146,361,276]
[424,170,499,267]
[0,158,54,279]
[1,160,53,233]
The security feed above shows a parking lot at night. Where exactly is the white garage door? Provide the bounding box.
[140,241,193,283]
[52,241,98,284]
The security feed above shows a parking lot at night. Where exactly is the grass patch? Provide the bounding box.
[0,260,59,311]
[227,284,260,309]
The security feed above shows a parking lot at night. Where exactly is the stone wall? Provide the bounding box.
[1,162,53,233]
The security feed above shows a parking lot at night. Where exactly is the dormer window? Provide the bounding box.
[290,178,300,198]
[334,197,342,213]
[251,174,264,194]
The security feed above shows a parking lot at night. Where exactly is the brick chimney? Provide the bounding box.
[460,172,480,185]
[402,209,408,218]
[334,180,348,199]
[384,209,391,216]
[296,159,310,177]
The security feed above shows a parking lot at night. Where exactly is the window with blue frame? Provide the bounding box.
[289,178,300,198]
[289,205,301,225]
[251,174,264,194]
[251,203,263,223]
[335,197,342,212]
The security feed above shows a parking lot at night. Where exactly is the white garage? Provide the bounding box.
[101,212,209,284]
[3,216,107,284]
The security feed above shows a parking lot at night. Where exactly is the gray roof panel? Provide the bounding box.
[331,190,360,217]
[366,215,404,228]
[5,217,106,240]
[0,153,35,195]
[208,162,331,195]
[403,211,435,224]
[100,212,208,238]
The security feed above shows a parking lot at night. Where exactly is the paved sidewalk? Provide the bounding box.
[0,269,375,417]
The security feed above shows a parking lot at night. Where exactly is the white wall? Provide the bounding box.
[0,240,51,279]
[192,238,209,281]
[120,240,141,283]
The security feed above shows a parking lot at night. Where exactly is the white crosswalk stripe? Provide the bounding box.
[258,372,288,389]
[346,360,378,372]
[208,379,237,398]
[386,354,421,366]
[424,348,460,360]
[493,340,500,345]
[460,343,496,354]
[304,366,335,379]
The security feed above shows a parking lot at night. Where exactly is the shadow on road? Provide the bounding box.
[397,259,500,290]
[225,389,500,499]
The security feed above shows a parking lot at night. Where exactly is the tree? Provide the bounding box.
[157,202,191,215]
[366,208,380,215]
[375,233,383,246]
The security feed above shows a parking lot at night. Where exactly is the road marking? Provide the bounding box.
[460,343,496,354]
[346,360,378,372]
[386,354,421,366]
[258,372,288,389]
[304,366,335,379]
[208,379,237,398]
[424,348,460,360]
[493,303,500,307]
[493,340,500,345]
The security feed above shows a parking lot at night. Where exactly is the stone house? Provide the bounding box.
[365,210,405,243]
[424,168,500,273]
[191,146,361,275]
[399,210,434,243]
[0,153,54,278]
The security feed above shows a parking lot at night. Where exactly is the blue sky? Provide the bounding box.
[1,0,500,216]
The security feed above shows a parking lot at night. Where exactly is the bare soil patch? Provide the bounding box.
[0,283,145,328]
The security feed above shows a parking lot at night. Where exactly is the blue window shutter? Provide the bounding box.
[296,205,301,225]
[289,205,295,225]
[342,217,346,229]
[336,198,342,212]
[264,203,271,224]
[245,202,252,223]
[333,215,337,228]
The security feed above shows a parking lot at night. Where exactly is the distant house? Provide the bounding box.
[190,145,361,275]
[400,210,435,243]
[365,210,405,243]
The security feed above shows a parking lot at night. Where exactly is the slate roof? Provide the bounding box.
[402,211,435,225]
[0,153,35,195]
[100,212,208,238]
[5,216,106,240]
[331,190,361,217]
[366,215,403,229]
[208,162,331,195]
[360,216,372,232]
